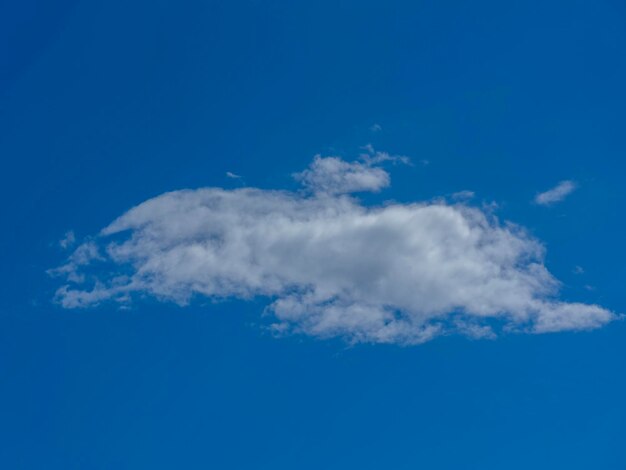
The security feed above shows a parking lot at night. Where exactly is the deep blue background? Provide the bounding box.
[1,1,625,468]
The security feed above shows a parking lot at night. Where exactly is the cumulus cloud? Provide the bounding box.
[51,155,615,345]
[534,180,577,206]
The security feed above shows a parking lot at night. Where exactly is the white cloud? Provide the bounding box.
[59,230,76,249]
[49,240,102,283]
[451,190,475,201]
[359,144,410,165]
[52,155,615,345]
[370,123,382,132]
[534,180,577,206]
[293,155,391,194]
[226,171,242,179]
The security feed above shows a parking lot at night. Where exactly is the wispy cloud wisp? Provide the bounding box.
[535,180,577,206]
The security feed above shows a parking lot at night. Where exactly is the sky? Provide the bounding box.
[1,0,625,468]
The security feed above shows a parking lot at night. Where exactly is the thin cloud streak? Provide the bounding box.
[535,180,577,206]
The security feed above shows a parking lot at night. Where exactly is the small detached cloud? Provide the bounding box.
[51,154,615,345]
[226,171,242,179]
[534,180,577,206]
[451,190,475,202]
[359,144,410,166]
[369,123,382,132]
[59,230,76,249]
[294,155,391,195]
[295,146,409,195]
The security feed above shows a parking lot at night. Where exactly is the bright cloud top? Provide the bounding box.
[52,155,614,344]
[535,180,577,206]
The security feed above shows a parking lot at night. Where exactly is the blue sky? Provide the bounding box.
[1,0,626,468]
